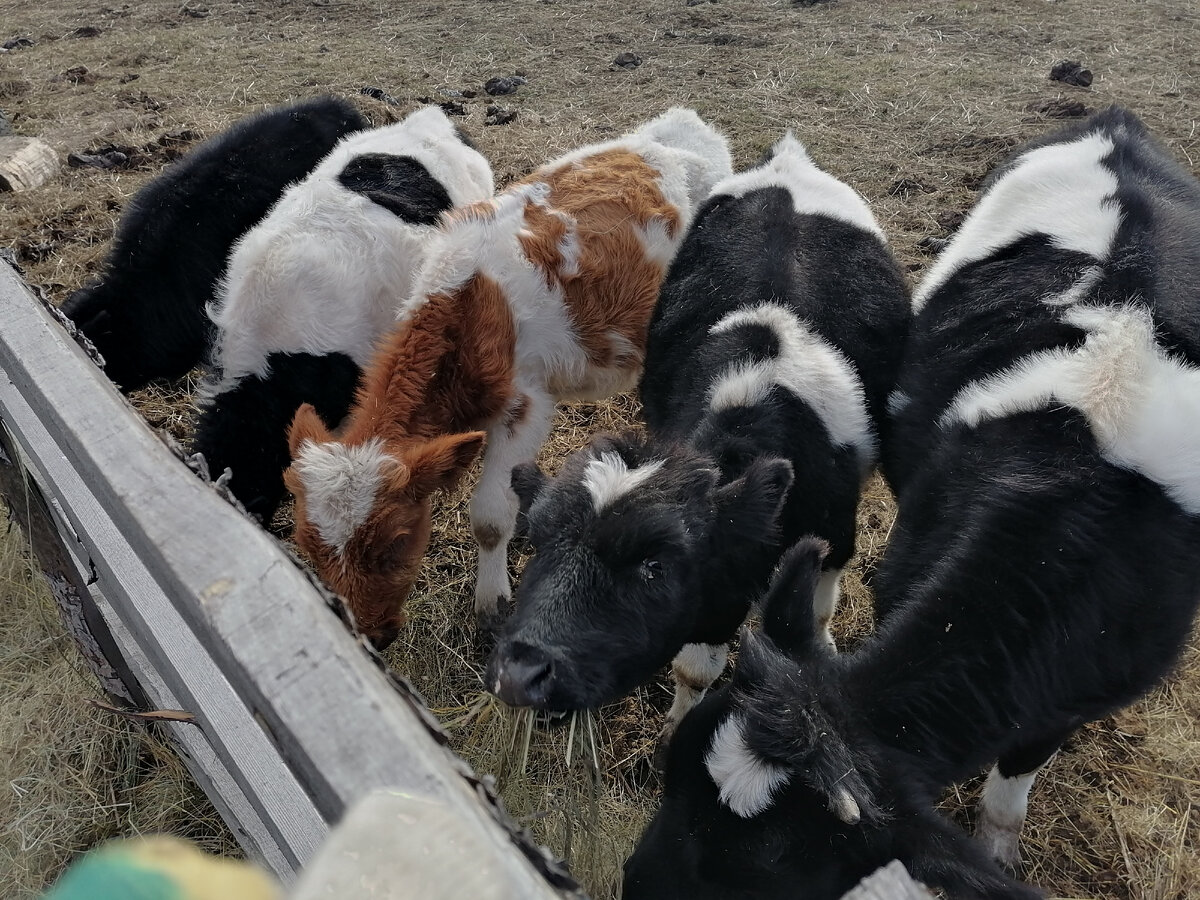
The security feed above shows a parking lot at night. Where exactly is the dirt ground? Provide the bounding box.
[1,0,1198,897]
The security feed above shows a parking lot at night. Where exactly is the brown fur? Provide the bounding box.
[284,274,515,643]
[538,149,680,368]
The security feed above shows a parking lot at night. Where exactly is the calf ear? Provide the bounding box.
[288,403,334,456]
[760,537,830,659]
[511,462,547,515]
[404,431,486,497]
[714,457,794,546]
[899,809,1043,900]
[737,629,879,826]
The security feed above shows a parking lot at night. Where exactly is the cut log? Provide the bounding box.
[0,135,59,191]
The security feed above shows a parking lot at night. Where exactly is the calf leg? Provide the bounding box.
[652,643,729,772]
[813,568,844,652]
[470,388,555,634]
[976,729,1070,870]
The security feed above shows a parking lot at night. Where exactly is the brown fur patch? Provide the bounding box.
[537,149,680,368]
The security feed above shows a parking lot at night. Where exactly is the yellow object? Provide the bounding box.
[44,835,281,900]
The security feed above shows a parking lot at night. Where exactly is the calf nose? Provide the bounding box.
[370,625,401,652]
[489,642,555,708]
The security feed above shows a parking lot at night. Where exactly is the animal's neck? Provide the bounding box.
[341,274,517,449]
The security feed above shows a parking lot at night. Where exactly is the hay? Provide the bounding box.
[1,0,1198,896]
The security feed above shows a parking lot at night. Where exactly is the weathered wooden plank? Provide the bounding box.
[0,421,134,705]
[0,335,323,877]
[0,260,579,895]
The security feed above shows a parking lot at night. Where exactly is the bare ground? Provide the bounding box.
[0,0,1197,897]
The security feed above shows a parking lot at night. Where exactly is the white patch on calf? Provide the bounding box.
[942,303,1200,515]
[292,437,395,553]
[705,714,791,818]
[914,131,1121,312]
[708,359,775,413]
[581,452,666,513]
[710,303,877,465]
[634,218,680,271]
[709,132,885,240]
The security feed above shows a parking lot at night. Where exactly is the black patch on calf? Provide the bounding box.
[61,96,366,391]
[191,351,361,521]
[337,153,454,224]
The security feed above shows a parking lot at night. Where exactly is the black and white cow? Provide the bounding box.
[624,107,1200,899]
[60,96,366,391]
[191,106,494,521]
[487,134,910,749]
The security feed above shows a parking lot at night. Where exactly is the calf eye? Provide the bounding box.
[641,559,662,580]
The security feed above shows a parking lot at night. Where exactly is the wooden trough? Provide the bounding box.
[0,257,931,898]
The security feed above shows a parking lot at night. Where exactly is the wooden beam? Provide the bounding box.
[0,260,579,896]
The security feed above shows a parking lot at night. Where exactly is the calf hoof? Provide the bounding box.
[976,820,1023,873]
[473,597,514,652]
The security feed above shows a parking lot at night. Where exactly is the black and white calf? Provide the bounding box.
[488,134,909,743]
[60,96,366,391]
[625,108,1200,899]
[191,106,494,521]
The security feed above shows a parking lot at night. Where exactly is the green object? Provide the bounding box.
[43,853,181,900]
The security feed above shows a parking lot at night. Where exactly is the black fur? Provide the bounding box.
[191,351,361,521]
[489,155,909,711]
[628,108,1200,899]
[60,96,366,391]
[336,153,454,224]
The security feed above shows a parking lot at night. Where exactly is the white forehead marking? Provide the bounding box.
[709,132,884,240]
[705,714,791,818]
[293,436,395,552]
[581,451,666,513]
[942,303,1200,515]
[709,303,876,462]
[914,131,1121,312]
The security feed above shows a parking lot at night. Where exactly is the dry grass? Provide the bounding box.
[1,0,1198,897]
[0,499,240,898]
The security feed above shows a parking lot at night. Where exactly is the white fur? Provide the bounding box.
[814,568,843,652]
[976,764,1043,868]
[942,303,1200,515]
[205,106,495,395]
[711,132,885,240]
[705,714,791,818]
[886,389,912,417]
[292,437,395,553]
[582,452,666,513]
[913,131,1121,311]
[710,303,877,467]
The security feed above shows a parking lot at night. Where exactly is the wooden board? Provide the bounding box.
[0,259,579,896]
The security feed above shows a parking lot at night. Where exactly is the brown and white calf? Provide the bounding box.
[283,108,732,647]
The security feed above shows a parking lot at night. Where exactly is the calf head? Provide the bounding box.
[624,539,1040,900]
[284,403,484,649]
[486,432,793,710]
